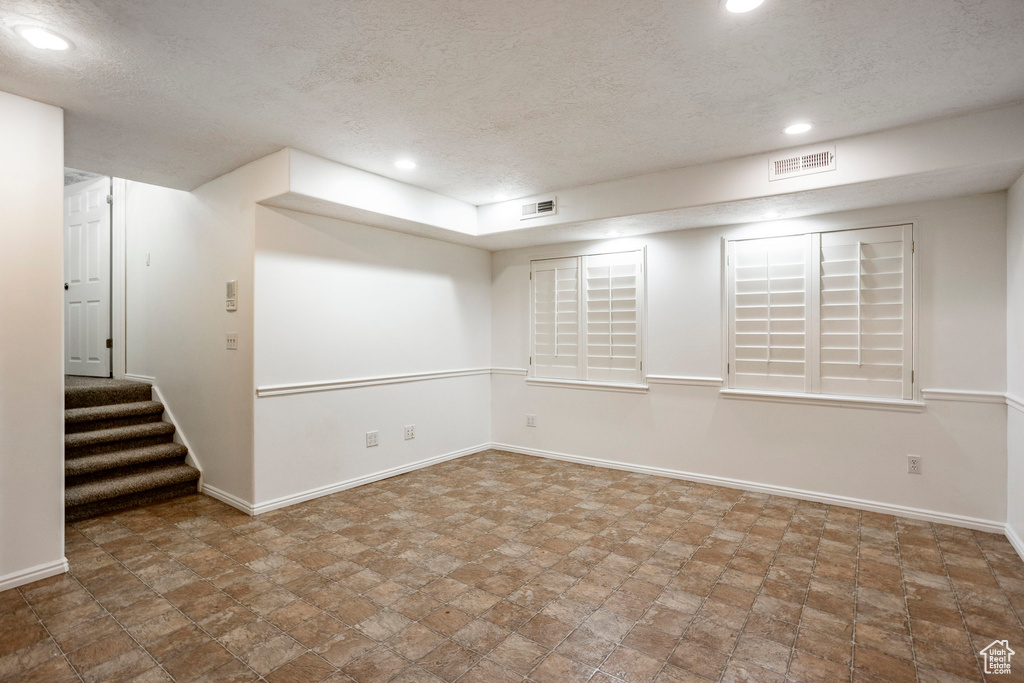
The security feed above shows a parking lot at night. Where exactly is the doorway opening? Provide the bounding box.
[63,168,125,379]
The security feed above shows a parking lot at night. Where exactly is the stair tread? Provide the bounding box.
[65,378,152,409]
[65,442,188,477]
[66,462,200,508]
[65,421,175,448]
[65,400,164,424]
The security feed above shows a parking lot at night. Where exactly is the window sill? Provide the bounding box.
[525,378,649,394]
[719,388,925,412]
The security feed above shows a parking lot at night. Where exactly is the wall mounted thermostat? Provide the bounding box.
[226,280,237,312]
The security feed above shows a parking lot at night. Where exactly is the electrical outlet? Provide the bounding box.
[526,414,537,427]
[404,424,415,440]
[226,332,238,350]
[366,431,379,447]
[908,455,922,474]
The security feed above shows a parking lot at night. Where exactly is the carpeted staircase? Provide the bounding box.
[65,377,200,522]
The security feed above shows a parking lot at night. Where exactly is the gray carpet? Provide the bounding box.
[64,376,200,522]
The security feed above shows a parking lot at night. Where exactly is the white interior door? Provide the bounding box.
[64,176,111,377]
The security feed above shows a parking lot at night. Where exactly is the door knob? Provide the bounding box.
[64,283,69,290]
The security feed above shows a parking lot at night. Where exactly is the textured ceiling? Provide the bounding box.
[2,0,1023,204]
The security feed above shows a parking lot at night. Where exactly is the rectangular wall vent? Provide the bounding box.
[520,197,557,220]
[769,146,836,181]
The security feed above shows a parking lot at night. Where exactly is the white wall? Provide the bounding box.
[492,193,1009,527]
[1007,175,1024,552]
[124,151,289,506]
[252,208,492,508]
[0,92,66,588]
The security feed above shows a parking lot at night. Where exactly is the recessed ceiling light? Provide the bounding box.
[394,159,416,170]
[725,0,765,13]
[492,194,509,202]
[783,122,813,135]
[16,26,71,50]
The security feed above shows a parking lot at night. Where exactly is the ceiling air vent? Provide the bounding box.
[520,197,557,220]
[769,146,836,181]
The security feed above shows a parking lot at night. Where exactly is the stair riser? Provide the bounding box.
[66,481,200,523]
[66,434,175,459]
[65,448,189,478]
[65,413,164,434]
[67,456,189,487]
[65,384,153,409]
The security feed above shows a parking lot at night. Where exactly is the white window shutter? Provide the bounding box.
[730,235,809,392]
[819,225,912,399]
[531,257,581,379]
[583,250,643,384]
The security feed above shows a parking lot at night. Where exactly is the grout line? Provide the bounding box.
[25,449,1024,683]
[475,472,682,683]
[13,584,87,683]
[575,478,717,683]
[895,520,924,683]
[775,498,827,682]
[848,511,865,682]
[64,509,265,682]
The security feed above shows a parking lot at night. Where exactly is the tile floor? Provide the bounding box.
[2,450,1023,682]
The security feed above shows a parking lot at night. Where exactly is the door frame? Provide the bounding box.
[64,175,114,378]
[111,178,127,379]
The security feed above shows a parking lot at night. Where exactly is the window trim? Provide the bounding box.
[719,388,925,412]
[525,378,650,394]
[720,222,919,404]
[529,247,648,388]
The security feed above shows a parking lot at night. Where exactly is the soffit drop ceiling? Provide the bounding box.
[1,0,1023,205]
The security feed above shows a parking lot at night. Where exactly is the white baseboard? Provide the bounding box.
[196,438,1018,545]
[0,558,68,592]
[206,443,491,516]
[490,443,1007,534]
[200,483,255,516]
[1007,524,1024,563]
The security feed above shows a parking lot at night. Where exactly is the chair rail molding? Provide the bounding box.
[256,368,492,398]
[920,389,1008,404]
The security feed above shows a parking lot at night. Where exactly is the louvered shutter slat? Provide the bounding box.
[532,257,580,379]
[730,235,808,392]
[819,225,912,399]
[584,251,642,384]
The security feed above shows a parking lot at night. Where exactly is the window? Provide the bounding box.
[530,249,645,387]
[726,224,914,400]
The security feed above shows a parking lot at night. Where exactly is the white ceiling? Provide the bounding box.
[2,0,1023,205]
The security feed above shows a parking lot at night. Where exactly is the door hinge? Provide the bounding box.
[529,272,532,280]
[106,195,113,205]
[105,338,113,349]
[911,370,914,383]
[727,362,730,375]
[529,356,532,365]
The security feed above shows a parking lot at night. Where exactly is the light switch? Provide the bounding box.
[226,333,238,350]
[226,280,238,312]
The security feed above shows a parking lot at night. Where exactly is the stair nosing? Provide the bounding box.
[65,400,165,423]
[65,421,175,448]
[65,463,200,507]
[65,442,189,477]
